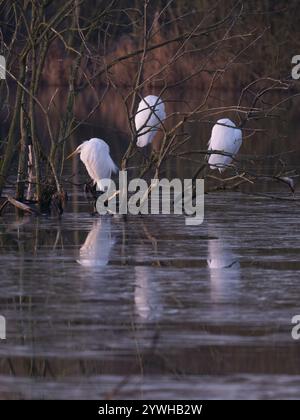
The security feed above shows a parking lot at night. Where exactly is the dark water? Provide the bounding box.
[0,191,300,400]
[1,88,300,399]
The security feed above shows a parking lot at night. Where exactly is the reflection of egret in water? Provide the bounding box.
[207,226,240,301]
[134,265,163,322]
[78,218,116,268]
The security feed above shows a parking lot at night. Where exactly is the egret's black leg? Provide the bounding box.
[84,182,93,211]
[84,182,99,215]
[92,190,108,216]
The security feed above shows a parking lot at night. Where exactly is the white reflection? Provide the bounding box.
[207,227,240,301]
[134,265,162,321]
[78,218,115,268]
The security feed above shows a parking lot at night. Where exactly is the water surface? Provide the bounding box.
[0,191,300,399]
[1,87,300,399]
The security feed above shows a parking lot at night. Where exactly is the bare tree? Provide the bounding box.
[0,0,298,215]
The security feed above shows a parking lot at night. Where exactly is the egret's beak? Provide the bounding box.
[65,149,78,160]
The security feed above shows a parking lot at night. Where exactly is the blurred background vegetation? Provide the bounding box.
[1,0,299,88]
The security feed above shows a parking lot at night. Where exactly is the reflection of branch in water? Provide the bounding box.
[77,218,116,268]
[140,221,159,262]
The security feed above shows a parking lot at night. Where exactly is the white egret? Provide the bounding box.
[67,138,118,191]
[208,118,242,173]
[134,95,166,147]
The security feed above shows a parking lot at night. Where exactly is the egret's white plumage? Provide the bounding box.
[208,118,242,173]
[70,138,118,191]
[135,95,166,147]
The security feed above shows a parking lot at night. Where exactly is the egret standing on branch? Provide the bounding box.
[208,118,242,173]
[67,138,118,192]
[134,95,166,148]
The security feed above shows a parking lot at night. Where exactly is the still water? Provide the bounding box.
[0,191,300,399]
[0,88,300,399]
